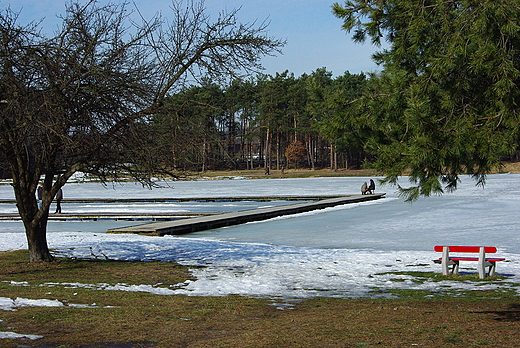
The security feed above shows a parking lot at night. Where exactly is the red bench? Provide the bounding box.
[433,245,505,279]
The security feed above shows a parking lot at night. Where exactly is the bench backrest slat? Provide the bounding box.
[434,245,497,253]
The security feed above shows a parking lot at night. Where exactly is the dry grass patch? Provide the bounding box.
[0,250,191,286]
[182,167,379,180]
[179,161,520,181]
[0,250,519,347]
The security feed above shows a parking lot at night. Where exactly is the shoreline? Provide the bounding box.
[183,161,520,180]
[0,162,518,185]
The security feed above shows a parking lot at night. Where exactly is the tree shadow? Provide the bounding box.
[473,303,520,322]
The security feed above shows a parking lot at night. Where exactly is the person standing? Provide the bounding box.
[37,183,44,209]
[55,188,63,214]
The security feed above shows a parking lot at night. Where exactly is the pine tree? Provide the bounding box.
[334,0,520,200]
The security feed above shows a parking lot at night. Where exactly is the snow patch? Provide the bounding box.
[0,297,107,311]
[0,331,42,340]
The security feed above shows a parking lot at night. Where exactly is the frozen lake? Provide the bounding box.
[0,174,519,299]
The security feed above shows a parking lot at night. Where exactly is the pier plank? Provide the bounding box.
[0,195,340,204]
[107,194,385,235]
[0,212,216,221]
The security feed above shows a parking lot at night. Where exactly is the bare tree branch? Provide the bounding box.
[0,0,284,262]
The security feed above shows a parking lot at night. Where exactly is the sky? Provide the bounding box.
[7,0,383,77]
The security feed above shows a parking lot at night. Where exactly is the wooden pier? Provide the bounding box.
[0,212,216,221]
[0,196,337,221]
[0,196,342,204]
[107,193,385,236]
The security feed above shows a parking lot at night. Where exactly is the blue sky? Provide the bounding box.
[7,0,383,77]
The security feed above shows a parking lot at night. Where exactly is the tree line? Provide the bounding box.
[151,69,369,172]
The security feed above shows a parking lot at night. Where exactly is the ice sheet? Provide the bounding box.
[0,174,518,299]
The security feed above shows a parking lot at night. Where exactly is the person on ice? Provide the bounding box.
[361,182,368,195]
[55,188,63,214]
[367,179,375,194]
[37,183,44,209]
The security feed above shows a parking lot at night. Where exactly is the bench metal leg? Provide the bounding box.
[478,247,486,279]
[488,261,497,276]
[452,260,459,275]
[442,247,450,275]
[441,247,461,275]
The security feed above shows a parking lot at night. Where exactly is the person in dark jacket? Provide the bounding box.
[55,188,63,214]
[367,179,375,194]
[37,183,44,209]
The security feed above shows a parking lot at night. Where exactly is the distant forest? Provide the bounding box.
[152,68,371,172]
[152,68,520,173]
[1,66,517,180]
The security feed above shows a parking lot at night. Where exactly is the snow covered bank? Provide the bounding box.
[3,232,512,299]
[0,175,518,299]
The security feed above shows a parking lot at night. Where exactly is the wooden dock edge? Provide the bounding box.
[0,195,342,204]
[107,193,386,236]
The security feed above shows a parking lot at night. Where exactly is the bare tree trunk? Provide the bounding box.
[201,139,207,172]
[293,113,298,142]
[171,119,178,170]
[276,132,280,170]
[330,142,334,170]
[245,141,253,170]
[14,177,55,262]
[306,136,315,170]
[264,128,271,174]
[26,219,53,262]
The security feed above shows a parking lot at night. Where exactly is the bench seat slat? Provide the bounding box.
[436,257,505,262]
[434,245,497,253]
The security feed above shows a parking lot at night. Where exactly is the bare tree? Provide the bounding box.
[0,0,284,262]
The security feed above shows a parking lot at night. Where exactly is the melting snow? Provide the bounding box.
[0,174,519,299]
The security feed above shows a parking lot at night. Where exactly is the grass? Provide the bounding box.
[179,161,520,180]
[181,167,380,180]
[0,250,519,347]
[376,270,509,283]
